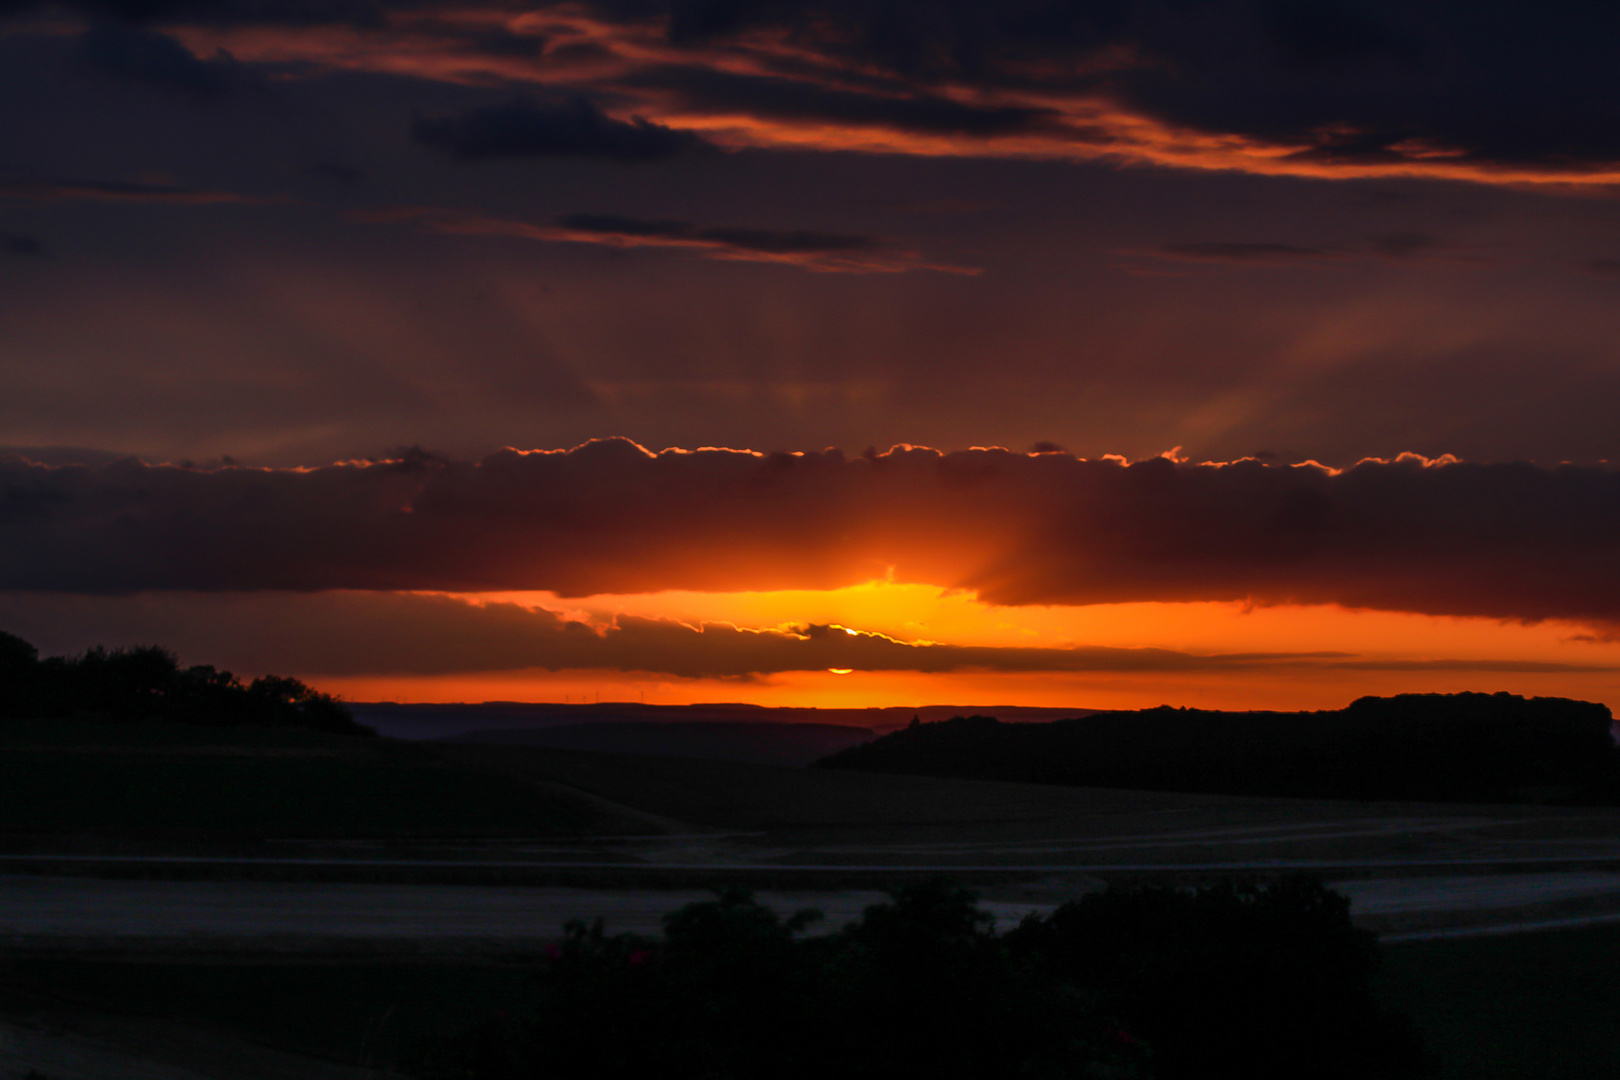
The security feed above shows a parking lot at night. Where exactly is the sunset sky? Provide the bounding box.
[4,0,1620,712]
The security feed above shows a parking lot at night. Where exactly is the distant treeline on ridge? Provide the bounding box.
[0,630,370,735]
[818,693,1620,805]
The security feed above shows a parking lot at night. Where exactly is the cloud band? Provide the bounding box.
[4,442,1619,627]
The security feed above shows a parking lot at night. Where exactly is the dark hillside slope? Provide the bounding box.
[0,720,655,840]
[446,721,879,765]
[818,693,1620,804]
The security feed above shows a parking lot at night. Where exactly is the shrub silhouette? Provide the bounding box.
[413,878,1432,1080]
[1004,876,1431,1079]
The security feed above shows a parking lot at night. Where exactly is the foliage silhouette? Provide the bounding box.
[1004,877,1432,1079]
[0,631,368,734]
[413,877,1433,1080]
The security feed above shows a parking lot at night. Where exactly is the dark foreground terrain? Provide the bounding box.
[3,718,1620,1078]
[8,919,1615,1079]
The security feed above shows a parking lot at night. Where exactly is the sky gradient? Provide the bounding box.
[4,0,1620,710]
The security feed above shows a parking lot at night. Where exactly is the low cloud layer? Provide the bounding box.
[1,589,1603,679]
[413,96,715,161]
[0,176,266,205]
[5,442,1620,628]
[78,23,238,98]
[2,234,44,257]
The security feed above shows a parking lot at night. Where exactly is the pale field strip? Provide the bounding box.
[6,746,348,756]
[774,815,1620,856]
[0,1011,384,1080]
[6,871,1620,945]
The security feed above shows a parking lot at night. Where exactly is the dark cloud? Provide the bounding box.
[863,198,982,214]
[2,234,45,257]
[1146,234,1463,267]
[556,213,878,256]
[362,205,971,273]
[462,27,548,58]
[649,1,1620,175]
[1367,231,1441,259]
[2,589,1605,679]
[1253,0,1419,68]
[0,0,407,26]
[412,97,716,162]
[0,447,134,467]
[1581,258,1620,278]
[0,176,267,204]
[10,2,1620,175]
[656,0,1132,81]
[622,63,1056,138]
[310,161,365,184]
[78,23,236,98]
[4,443,1620,629]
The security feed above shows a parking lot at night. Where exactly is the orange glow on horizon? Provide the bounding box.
[461,582,1620,664]
[305,582,1620,711]
[314,665,1620,714]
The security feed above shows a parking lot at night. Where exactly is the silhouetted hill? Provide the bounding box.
[445,720,878,766]
[349,701,1096,741]
[818,692,1620,805]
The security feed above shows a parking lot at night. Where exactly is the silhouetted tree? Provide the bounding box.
[247,673,361,732]
[0,631,370,734]
[0,630,40,715]
[1005,875,1433,1080]
[413,878,1431,1080]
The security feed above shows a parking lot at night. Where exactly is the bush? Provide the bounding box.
[412,877,1433,1080]
[0,631,369,734]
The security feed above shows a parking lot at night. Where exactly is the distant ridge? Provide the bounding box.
[819,692,1620,805]
[445,720,881,766]
[349,701,1098,742]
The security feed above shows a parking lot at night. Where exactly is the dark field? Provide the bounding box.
[1378,924,1620,1079]
[0,955,532,1069]
[0,721,657,843]
[4,922,1619,1078]
[5,721,1620,1077]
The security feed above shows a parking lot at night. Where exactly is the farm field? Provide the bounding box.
[4,912,1620,1079]
[1378,923,1620,1079]
[5,726,1620,1077]
[0,722,659,846]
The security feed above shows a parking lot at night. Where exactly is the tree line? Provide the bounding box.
[0,630,369,735]
[414,877,1434,1080]
[819,692,1620,804]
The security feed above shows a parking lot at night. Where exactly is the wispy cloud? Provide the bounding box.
[142,2,1620,189]
[3,589,1609,679]
[359,206,979,275]
[1137,233,1478,268]
[0,176,274,205]
[1,234,46,257]
[413,95,716,161]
